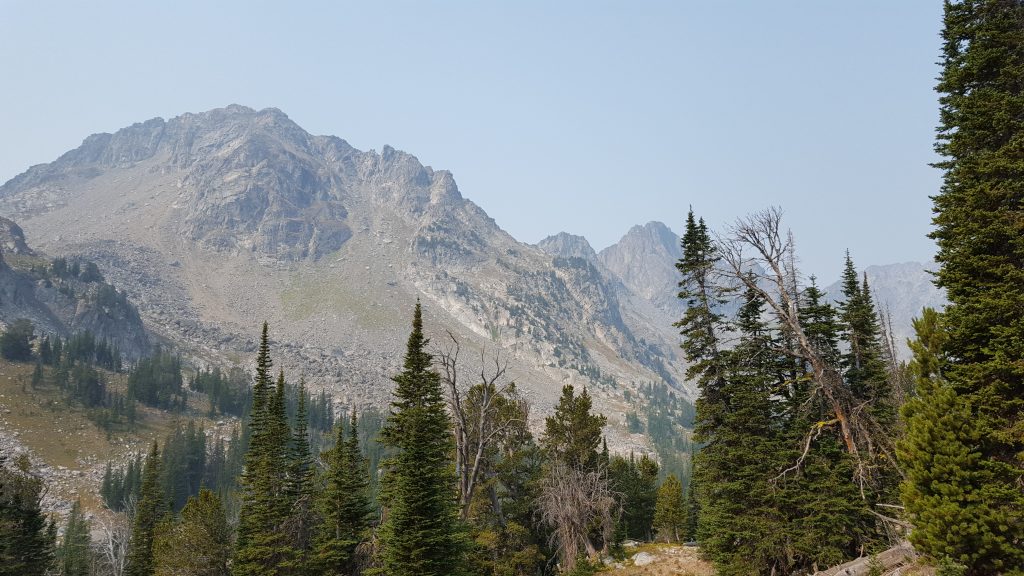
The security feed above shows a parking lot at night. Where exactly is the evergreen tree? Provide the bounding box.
[692,282,790,575]
[837,255,893,428]
[652,474,687,543]
[0,454,55,576]
[287,378,315,504]
[683,472,698,541]
[899,308,1010,571]
[376,302,465,576]
[314,409,373,575]
[127,442,167,576]
[541,385,606,471]
[234,325,293,576]
[609,453,658,541]
[152,489,232,576]
[56,500,91,576]
[674,210,728,438]
[899,0,1024,572]
[0,318,34,362]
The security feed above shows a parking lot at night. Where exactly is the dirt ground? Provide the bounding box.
[608,543,717,576]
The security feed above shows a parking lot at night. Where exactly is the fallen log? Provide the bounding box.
[812,542,916,576]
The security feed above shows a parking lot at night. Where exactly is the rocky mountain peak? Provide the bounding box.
[536,232,598,263]
[598,221,683,316]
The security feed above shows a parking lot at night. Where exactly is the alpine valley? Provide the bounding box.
[0,104,941,464]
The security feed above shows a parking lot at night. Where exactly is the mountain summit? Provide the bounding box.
[0,106,689,443]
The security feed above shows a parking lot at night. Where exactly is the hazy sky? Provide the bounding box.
[0,1,943,281]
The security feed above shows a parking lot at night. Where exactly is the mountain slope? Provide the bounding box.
[0,106,690,446]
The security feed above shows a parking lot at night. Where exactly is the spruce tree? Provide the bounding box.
[314,409,373,575]
[899,1,1024,571]
[127,442,167,576]
[376,302,465,576]
[541,385,606,471]
[653,474,687,543]
[692,283,790,575]
[234,325,293,576]
[152,489,232,576]
[837,254,893,428]
[56,500,91,576]
[674,210,728,438]
[0,454,54,576]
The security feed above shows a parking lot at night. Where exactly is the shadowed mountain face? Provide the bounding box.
[0,217,149,359]
[0,105,689,446]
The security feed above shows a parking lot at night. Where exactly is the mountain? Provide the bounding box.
[0,216,149,358]
[0,105,689,448]
[599,221,684,319]
[537,232,600,264]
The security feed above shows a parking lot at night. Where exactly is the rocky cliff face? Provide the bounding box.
[0,106,688,447]
[599,221,684,319]
[0,217,149,358]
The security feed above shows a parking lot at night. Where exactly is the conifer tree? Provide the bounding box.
[0,454,54,576]
[674,210,728,438]
[314,409,373,575]
[234,325,293,576]
[376,302,465,576]
[541,385,606,471]
[127,442,167,576]
[653,474,687,543]
[837,254,893,427]
[287,378,315,503]
[692,282,790,575]
[899,1,1024,571]
[152,489,232,576]
[56,500,92,576]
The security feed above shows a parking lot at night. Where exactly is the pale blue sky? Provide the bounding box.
[0,1,943,281]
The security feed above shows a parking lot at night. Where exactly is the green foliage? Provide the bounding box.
[191,366,252,417]
[936,557,968,576]
[680,245,882,575]
[0,454,55,576]
[101,454,144,512]
[653,474,687,543]
[542,384,606,471]
[128,349,185,410]
[152,489,232,576]
[0,318,34,362]
[609,453,659,541]
[900,0,1024,572]
[127,441,168,576]
[233,325,294,576]
[160,420,208,512]
[56,500,92,576]
[314,409,373,575]
[376,302,466,576]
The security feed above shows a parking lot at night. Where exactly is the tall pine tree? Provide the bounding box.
[899,1,1024,572]
[234,325,294,576]
[314,408,373,575]
[376,302,465,576]
[127,442,167,576]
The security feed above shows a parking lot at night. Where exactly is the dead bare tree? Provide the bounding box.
[437,332,530,520]
[96,500,133,576]
[537,462,618,572]
[714,208,900,492]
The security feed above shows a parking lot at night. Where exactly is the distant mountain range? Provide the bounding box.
[0,105,942,442]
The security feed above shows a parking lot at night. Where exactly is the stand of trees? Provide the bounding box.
[677,207,905,575]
